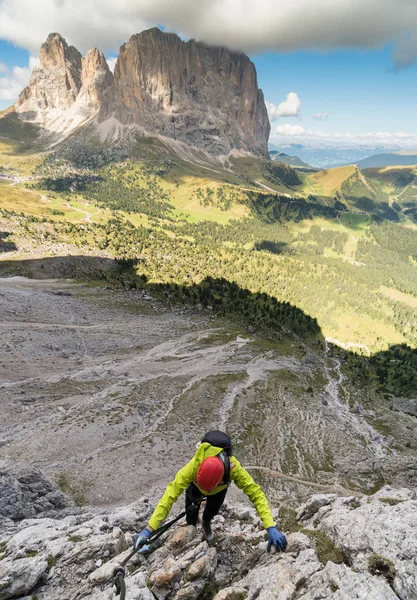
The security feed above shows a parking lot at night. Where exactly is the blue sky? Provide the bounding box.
[254,46,417,136]
[0,39,28,69]
[1,0,417,151]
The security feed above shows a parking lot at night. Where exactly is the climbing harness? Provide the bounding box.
[113,496,205,599]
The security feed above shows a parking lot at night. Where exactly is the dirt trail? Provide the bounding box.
[255,180,291,197]
[65,202,99,222]
[4,174,51,203]
[356,167,375,194]
[0,321,117,330]
[397,183,410,200]
[245,466,363,497]
[305,174,329,206]
[324,340,387,459]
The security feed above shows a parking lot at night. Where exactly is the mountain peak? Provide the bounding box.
[126,28,187,53]
[137,26,170,38]
[40,32,82,68]
[44,32,66,45]
[15,30,270,156]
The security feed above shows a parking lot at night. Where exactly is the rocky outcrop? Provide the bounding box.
[0,474,416,600]
[15,29,270,156]
[0,468,73,521]
[81,48,114,113]
[16,33,114,139]
[110,28,270,156]
[16,33,83,123]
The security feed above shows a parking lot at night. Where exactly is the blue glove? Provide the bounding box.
[134,527,152,551]
[267,526,287,553]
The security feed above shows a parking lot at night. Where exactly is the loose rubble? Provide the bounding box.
[0,469,416,599]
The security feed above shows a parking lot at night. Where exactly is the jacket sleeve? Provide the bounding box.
[232,463,275,529]
[148,458,196,530]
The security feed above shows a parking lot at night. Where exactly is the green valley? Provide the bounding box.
[1,122,417,379]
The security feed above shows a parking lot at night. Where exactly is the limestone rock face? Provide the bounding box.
[16,33,83,123]
[15,28,270,156]
[15,34,113,138]
[81,48,114,112]
[1,479,417,600]
[111,28,270,156]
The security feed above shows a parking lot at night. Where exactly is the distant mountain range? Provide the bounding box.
[268,143,389,169]
[350,153,417,169]
[268,143,417,170]
[269,150,315,170]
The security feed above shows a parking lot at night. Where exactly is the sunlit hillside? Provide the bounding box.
[1,114,417,363]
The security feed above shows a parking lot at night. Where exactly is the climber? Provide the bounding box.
[134,430,287,552]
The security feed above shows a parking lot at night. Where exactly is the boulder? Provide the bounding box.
[149,556,182,588]
[297,494,337,522]
[212,588,248,600]
[0,557,48,600]
[186,547,217,580]
[0,468,73,521]
[167,525,197,552]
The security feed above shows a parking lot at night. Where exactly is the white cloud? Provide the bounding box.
[106,57,117,73]
[313,113,329,121]
[0,56,38,101]
[266,93,301,121]
[278,93,301,117]
[272,125,417,150]
[0,1,417,67]
[275,124,306,136]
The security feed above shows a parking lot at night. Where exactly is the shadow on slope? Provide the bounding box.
[254,240,288,255]
[1,254,416,399]
[0,231,17,252]
[0,111,41,153]
[247,192,337,223]
[0,254,319,339]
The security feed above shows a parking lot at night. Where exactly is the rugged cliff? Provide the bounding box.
[16,33,114,139]
[1,468,416,600]
[14,29,270,156]
[111,28,270,155]
[17,33,84,115]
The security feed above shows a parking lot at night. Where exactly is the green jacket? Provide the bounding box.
[148,443,275,530]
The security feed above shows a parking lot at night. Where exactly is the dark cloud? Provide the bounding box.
[0,0,416,67]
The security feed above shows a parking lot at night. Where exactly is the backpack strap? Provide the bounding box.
[218,450,230,485]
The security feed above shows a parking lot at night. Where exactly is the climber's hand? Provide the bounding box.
[134,527,152,551]
[267,526,287,553]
